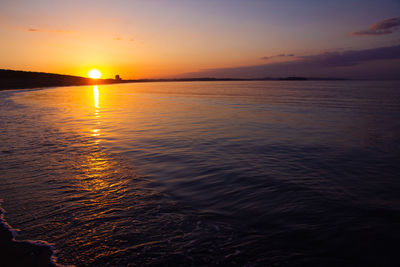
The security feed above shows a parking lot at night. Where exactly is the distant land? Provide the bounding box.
[0,69,347,91]
[0,69,117,90]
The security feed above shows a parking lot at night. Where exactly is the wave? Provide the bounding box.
[0,204,63,267]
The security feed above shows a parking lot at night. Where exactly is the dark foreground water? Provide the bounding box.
[1,81,400,266]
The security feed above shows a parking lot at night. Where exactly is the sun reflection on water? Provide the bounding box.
[78,151,122,193]
[91,128,100,137]
[92,85,101,143]
[93,85,99,109]
[74,85,128,209]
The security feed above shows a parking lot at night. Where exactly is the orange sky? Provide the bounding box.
[0,0,399,79]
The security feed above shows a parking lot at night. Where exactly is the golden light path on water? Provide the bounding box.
[94,85,100,109]
[78,85,123,201]
[91,85,101,142]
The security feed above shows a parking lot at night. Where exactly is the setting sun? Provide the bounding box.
[88,69,102,79]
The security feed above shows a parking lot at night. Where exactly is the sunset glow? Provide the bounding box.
[0,1,399,79]
[88,69,102,79]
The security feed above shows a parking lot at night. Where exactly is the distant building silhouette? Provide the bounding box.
[115,74,122,81]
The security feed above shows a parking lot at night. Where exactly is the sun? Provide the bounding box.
[88,69,102,79]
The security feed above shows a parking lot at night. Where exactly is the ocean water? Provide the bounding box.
[1,81,400,266]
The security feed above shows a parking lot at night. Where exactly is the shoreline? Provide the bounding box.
[0,77,352,92]
[0,206,60,267]
[1,68,353,91]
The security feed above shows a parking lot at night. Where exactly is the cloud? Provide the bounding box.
[26,28,72,34]
[262,53,295,60]
[370,17,400,30]
[180,45,400,80]
[350,17,400,36]
[298,45,400,67]
[351,30,393,36]
[113,37,122,40]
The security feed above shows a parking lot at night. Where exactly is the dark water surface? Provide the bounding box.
[1,81,400,266]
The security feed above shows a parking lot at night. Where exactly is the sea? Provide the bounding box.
[1,81,400,266]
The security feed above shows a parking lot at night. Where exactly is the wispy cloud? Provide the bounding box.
[351,30,393,36]
[370,17,400,30]
[27,27,134,43]
[350,17,400,36]
[262,53,295,60]
[180,45,400,79]
[26,28,73,34]
[298,45,400,67]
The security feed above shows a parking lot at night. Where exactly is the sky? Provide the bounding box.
[0,0,399,79]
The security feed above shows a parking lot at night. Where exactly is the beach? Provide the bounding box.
[0,207,56,266]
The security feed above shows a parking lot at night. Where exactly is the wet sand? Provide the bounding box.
[0,208,58,267]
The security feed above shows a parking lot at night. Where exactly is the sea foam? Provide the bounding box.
[0,204,63,266]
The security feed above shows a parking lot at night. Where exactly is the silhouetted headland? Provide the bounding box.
[0,69,347,91]
[0,69,119,90]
